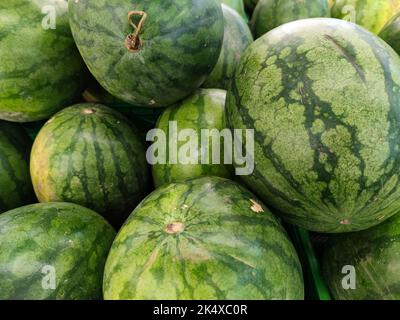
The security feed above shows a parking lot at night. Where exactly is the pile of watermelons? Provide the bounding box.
[1,0,400,300]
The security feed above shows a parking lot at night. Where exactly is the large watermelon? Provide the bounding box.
[30,103,150,227]
[68,0,224,107]
[220,0,248,20]
[103,176,304,300]
[151,89,233,187]
[322,212,400,299]
[250,0,330,39]
[0,0,87,122]
[226,18,400,233]
[332,0,400,34]
[0,202,115,300]
[0,121,35,212]
[203,5,253,90]
[379,12,400,55]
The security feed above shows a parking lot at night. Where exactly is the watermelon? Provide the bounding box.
[322,212,400,299]
[0,0,87,122]
[151,89,233,187]
[103,176,304,300]
[379,12,400,55]
[226,18,400,233]
[30,103,150,227]
[203,5,253,90]
[68,0,224,107]
[0,121,35,213]
[332,0,400,34]
[0,202,115,300]
[250,0,330,39]
[220,0,248,20]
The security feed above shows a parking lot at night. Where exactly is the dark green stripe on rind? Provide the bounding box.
[203,5,253,90]
[226,18,400,233]
[0,202,115,300]
[322,212,400,300]
[0,121,35,212]
[68,0,224,107]
[152,89,233,187]
[103,176,304,300]
[30,103,150,227]
[0,1,87,122]
[250,0,330,39]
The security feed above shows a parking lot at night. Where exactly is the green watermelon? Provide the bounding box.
[332,0,400,34]
[68,0,224,107]
[0,0,87,122]
[203,5,253,90]
[322,212,400,299]
[0,202,115,300]
[103,176,304,300]
[0,121,35,213]
[30,103,150,227]
[379,12,400,55]
[226,18,400,233]
[250,0,330,39]
[152,89,233,187]
[220,0,248,20]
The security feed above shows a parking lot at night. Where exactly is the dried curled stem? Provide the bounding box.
[125,10,147,52]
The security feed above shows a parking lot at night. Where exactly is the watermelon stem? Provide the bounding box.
[125,10,147,52]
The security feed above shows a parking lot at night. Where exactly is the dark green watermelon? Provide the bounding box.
[379,12,400,55]
[30,103,150,227]
[332,0,400,34]
[103,176,304,300]
[0,0,87,122]
[68,0,224,107]
[226,18,400,233]
[0,121,35,212]
[323,212,400,300]
[203,5,253,90]
[0,202,115,300]
[151,89,233,187]
[250,0,330,39]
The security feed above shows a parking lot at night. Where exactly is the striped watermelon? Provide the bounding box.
[226,18,400,233]
[332,0,400,34]
[68,0,224,107]
[0,0,87,122]
[220,0,248,20]
[251,0,330,39]
[30,103,150,227]
[0,202,115,300]
[152,89,233,187]
[103,176,304,300]
[322,212,400,299]
[379,12,400,55]
[203,5,253,90]
[0,121,35,212]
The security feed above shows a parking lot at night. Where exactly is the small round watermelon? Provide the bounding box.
[226,18,400,233]
[30,103,150,227]
[0,121,35,213]
[332,0,400,34]
[322,212,400,300]
[250,0,330,39]
[151,89,233,187]
[203,5,253,90]
[0,202,115,300]
[68,0,224,107]
[379,12,400,55]
[0,0,87,122]
[103,176,304,300]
